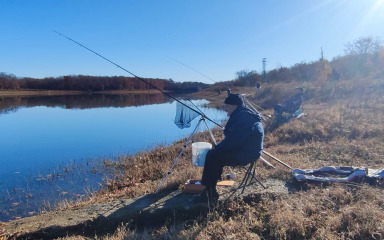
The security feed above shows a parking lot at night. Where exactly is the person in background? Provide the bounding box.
[194,92,264,203]
[274,87,304,123]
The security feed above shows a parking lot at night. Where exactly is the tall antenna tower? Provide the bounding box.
[262,58,267,83]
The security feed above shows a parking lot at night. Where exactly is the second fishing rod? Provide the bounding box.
[53,30,223,130]
[169,57,266,117]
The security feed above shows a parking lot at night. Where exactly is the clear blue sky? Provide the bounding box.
[1,0,384,83]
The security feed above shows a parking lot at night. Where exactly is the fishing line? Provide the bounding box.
[53,30,222,129]
[54,31,291,188]
[169,55,267,115]
[168,56,217,84]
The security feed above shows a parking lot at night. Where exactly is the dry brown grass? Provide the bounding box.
[81,186,384,240]
[56,130,222,209]
[54,78,384,239]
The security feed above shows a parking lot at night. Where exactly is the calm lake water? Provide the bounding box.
[0,93,226,221]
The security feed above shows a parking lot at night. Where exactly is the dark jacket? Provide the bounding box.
[215,104,264,165]
[282,92,303,113]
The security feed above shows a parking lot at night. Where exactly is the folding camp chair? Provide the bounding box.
[238,160,267,194]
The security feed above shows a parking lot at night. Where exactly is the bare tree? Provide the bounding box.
[344,36,383,55]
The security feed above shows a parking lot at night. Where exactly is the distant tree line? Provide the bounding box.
[0,74,210,93]
[212,36,384,89]
[2,36,383,93]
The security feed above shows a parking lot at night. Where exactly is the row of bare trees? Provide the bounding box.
[1,36,382,92]
[0,74,209,93]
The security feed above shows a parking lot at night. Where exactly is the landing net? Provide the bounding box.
[174,100,201,129]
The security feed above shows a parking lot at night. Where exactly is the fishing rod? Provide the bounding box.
[262,150,293,170]
[53,30,223,129]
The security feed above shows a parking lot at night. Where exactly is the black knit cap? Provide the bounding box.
[224,93,243,105]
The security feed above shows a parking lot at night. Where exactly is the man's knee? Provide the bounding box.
[274,104,283,114]
[204,149,217,166]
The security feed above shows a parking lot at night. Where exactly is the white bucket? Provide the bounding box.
[192,142,212,167]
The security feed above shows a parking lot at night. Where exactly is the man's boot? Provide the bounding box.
[193,185,219,204]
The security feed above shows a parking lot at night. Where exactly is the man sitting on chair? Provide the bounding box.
[194,92,264,203]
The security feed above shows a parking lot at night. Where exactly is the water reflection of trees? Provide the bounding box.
[0,93,171,115]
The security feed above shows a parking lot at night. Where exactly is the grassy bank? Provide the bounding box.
[55,78,384,239]
[2,77,384,239]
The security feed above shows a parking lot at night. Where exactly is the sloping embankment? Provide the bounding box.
[2,178,290,239]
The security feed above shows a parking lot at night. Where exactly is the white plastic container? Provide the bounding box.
[192,142,212,167]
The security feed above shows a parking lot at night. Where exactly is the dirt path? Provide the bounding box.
[1,178,291,239]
